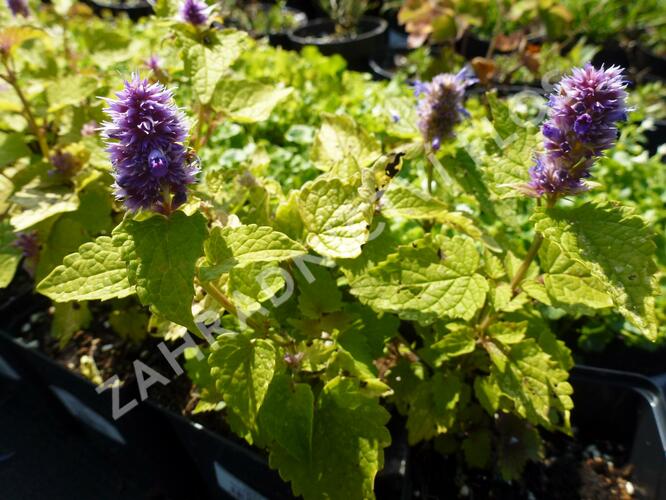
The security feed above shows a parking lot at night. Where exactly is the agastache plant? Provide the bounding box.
[179,0,210,27]
[525,65,628,197]
[102,75,198,213]
[415,67,476,152]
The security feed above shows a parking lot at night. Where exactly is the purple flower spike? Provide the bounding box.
[102,75,198,213]
[526,65,628,197]
[179,0,210,26]
[7,0,29,17]
[415,67,476,151]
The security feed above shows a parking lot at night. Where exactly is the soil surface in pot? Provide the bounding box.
[411,433,634,499]
[1,276,238,439]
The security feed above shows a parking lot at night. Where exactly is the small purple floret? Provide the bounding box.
[415,67,476,151]
[7,0,29,17]
[13,231,39,277]
[148,149,168,178]
[179,0,209,26]
[49,150,79,177]
[102,75,198,212]
[526,65,628,197]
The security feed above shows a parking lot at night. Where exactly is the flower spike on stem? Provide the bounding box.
[101,74,199,213]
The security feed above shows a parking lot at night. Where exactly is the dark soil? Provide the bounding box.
[411,433,634,500]
[1,273,235,437]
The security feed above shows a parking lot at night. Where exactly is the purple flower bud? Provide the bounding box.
[145,54,162,73]
[525,65,628,197]
[102,75,198,212]
[6,0,29,17]
[49,149,80,177]
[179,0,210,26]
[148,149,168,178]
[13,231,39,277]
[415,67,476,151]
[81,120,97,137]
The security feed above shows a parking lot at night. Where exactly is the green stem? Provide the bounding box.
[509,231,543,294]
[201,279,272,339]
[426,151,457,195]
[426,161,433,194]
[1,62,50,158]
[396,332,435,372]
[477,196,556,334]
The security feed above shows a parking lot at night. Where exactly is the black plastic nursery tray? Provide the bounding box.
[3,327,666,499]
[0,330,206,500]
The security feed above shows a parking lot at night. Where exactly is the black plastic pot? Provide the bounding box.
[455,32,491,60]
[80,0,153,21]
[151,400,413,500]
[288,16,389,71]
[153,403,295,500]
[571,365,666,499]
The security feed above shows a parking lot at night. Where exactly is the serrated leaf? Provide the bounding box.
[211,78,292,123]
[47,75,98,112]
[186,31,249,103]
[381,183,450,220]
[539,238,613,313]
[115,211,207,333]
[336,304,398,377]
[382,96,420,138]
[295,265,342,318]
[37,235,135,301]
[10,185,79,231]
[202,224,306,280]
[298,177,373,259]
[267,377,390,500]
[312,114,381,177]
[484,92,538,199]
[482,338,572,430]
[381,157,485,239]
[420,326,476,367]
[533,202,658,340]
[349,236,488,324]
[406,373,463,444]
[183,347,225,411]
[488,321,526,344]
[258,374,314,462]
[0,133,30,167]
[228,261,286,313]
[0,221,20,288]
[209,334,278,442]
[51,302,92,348]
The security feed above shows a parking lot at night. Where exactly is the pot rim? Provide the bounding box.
[288,16,388,46]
